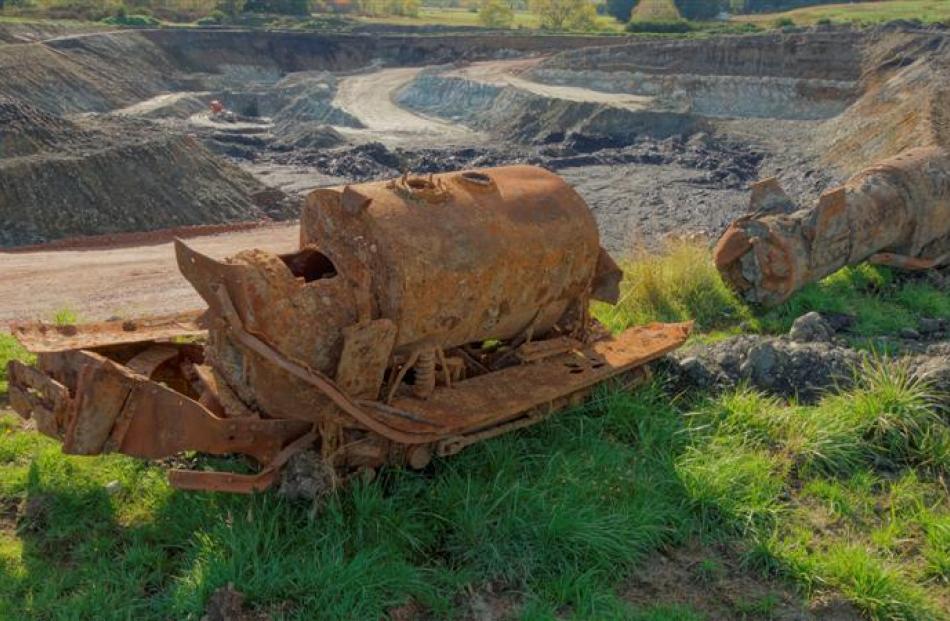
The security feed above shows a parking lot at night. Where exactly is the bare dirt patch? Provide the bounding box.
[621,543,863,620]
[0,223,298,324]
[202,585,274,621]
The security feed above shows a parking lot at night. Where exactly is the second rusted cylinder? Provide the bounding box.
[715,147,950,306]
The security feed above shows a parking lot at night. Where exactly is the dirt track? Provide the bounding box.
[332,67,485,146]
[0,223,298,325]
[447,58,654,108]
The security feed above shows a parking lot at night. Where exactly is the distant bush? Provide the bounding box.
[625,18,692,33]
[102,12,160,26]
[244,0,312,15]
[728,21,761,33]
[529,0,597,31]
[815,17,832,26]
[631,0,681,21]
[287,15,352,29]
[479,0,514,28]
[32,1,115,21]
[773,16,794,28]
[197,8,226,23]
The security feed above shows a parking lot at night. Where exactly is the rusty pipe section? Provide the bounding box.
[715,147,950,306]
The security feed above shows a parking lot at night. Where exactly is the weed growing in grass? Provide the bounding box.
[693,557,724,584]
[52,306,78,326]
[734,592,780,616]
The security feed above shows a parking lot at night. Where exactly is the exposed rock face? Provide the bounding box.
[908,352,950,396]
[536,31,866,81]
[821,30,950,173]
[396,74,704,144]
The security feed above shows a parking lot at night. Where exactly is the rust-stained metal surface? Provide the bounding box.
[7,165,690,494]
[10,312,203,353]
[715,147,950,306]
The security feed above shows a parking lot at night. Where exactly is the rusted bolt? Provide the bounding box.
[407,445,432,470]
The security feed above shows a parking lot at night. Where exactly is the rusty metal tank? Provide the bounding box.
[178,165,621,421]
[8,165,692,494]
[301,165,619,354]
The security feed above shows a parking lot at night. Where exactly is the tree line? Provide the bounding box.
[607,0,831,22]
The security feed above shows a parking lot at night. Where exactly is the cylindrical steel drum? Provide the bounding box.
[302,165,605,352]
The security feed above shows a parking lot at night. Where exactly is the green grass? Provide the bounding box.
[593,241,757,333]
[0,384,701,619]
[678,378,949,619]
[733,0,950,27]
[762,264,950,337]
[354,7,624,32]
[596,243,948,340]
[52,307,78,327]
[0,335,31,398]
[0,243,947,618]
[1,365,945,618]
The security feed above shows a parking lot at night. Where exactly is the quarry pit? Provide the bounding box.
[1,23,948,321]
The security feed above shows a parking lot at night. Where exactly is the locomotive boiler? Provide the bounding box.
[8,166,691,493]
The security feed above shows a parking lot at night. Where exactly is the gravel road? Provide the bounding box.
[0,224,299,324]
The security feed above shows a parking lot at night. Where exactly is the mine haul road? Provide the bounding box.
[0,224,299,325]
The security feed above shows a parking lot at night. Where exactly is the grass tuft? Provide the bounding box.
[818,358,945,474]
[676,434,788,535]
[0,334,33,399]
[52,307,78,326]
[594,240,754,332]
[817,544,938,621]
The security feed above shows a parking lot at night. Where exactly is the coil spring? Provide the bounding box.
[412,349,437,399]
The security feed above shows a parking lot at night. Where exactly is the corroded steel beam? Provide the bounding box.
[715,147,950,306]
